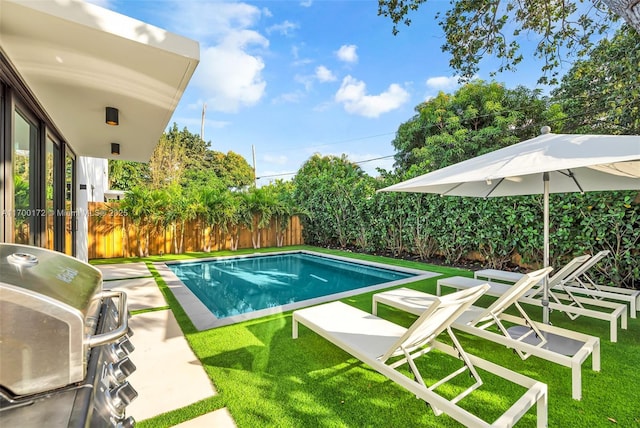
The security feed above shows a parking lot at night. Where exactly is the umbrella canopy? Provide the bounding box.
[382,132,640,197]
[380,130,640,323]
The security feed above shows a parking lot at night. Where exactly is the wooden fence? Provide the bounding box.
[87,202,304,259]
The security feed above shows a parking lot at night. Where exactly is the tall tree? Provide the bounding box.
[378,0,636,85]
[199,183,229,252]
[120,187,166,257]
[108,160,149,191]
[603,0,640,29]
[110,124,255,191]
[166,122,209,169]
[148,131,188,189]
[392,80,548,174]
[293,154,370,248]
[205,150,255,189]
[243,187,276,249]
[263,180,303,247]
[551,25,640,134]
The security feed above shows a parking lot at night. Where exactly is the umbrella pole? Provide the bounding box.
[543,172,550,324]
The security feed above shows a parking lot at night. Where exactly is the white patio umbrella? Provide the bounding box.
[380,128,640,323]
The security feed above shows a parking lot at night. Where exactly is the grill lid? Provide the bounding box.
[0,243,107,396]
[0,243,102,313]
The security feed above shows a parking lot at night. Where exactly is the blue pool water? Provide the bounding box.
[167,252,416,319]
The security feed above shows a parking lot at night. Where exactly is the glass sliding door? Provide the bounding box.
[64,151,75,255]
[2,58,72,251]
[45,135,58,250]
[13,109,37,245]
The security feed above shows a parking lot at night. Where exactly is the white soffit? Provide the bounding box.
[0,0,200,162]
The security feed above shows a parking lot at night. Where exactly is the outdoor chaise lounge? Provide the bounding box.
[372,267,600,400]
[292,285,549,427]
[475,251,639,319]
[438,256,627,342]
[562,251,639,318]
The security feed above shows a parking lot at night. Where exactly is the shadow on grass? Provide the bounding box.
[129,247,639,428]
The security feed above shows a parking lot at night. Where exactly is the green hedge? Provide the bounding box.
[298,188,639,288]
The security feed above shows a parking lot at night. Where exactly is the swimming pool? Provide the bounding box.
[158,250,439,330]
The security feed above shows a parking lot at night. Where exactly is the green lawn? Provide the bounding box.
[94,246,640,427]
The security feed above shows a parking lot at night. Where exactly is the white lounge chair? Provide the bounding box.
[561,250,639,318]
[373,267,600,400]
[448,257,629,342]
[476,252,639,319]
[292,285,548,428]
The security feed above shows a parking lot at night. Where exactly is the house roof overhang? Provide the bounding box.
[0,0,200,162]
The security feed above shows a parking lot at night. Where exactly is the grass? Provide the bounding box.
[93,246,640,427]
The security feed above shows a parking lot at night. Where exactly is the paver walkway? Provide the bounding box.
[97,263,235,426]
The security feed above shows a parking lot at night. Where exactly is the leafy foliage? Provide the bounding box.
[551,25,640,134]
[292,154,374,248]
[392,81,548,175]
[292,76,639,287]
[377,0,617,84]
[109,123,254,192]
[111,29,639,285]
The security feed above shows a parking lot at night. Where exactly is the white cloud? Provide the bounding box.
[267,20,299,36]
[335,76,410,118]
[272,90,305,104]
[290,45,313,67]
[194,34,268,113]
[300,0,313,7]
[167,2,263,39]
[315,65,337,82]
[336,44,358,63]
[163,2,269,113]
[294,74,314,91]
[426,75,460,91]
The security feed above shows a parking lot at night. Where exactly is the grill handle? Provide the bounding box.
[87,290,129,348]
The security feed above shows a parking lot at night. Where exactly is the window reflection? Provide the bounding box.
[13,110,35,245]
[65,153,75,255]
[45,137,57,249]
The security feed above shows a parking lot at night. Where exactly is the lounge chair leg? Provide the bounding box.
[593,340,601,372]
[292,317,299,339]
[537,389,549,428]
[610,318,617,343]
[571,362,581,400]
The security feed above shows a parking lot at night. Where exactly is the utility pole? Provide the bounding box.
[201,103,206,142]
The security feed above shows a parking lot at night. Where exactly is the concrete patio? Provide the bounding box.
[98,263,236,427]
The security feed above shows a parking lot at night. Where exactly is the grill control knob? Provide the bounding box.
[111,337,135,359]
[109,357,137,384]
[119,337,135,355]
[116,416,136,428]
[109,382,138,414]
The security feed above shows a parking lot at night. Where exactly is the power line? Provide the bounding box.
[255,96,638,181]
[356,154,394,164]
[256,154,396,180]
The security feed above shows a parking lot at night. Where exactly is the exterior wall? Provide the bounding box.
[76,157,108,261]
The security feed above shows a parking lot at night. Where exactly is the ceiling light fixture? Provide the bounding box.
[106,107,119,126]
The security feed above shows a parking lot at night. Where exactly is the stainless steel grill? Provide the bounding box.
[0,243,137,427]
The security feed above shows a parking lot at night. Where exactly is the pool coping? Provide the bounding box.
[154,250,441,331]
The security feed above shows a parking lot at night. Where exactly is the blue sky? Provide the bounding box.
[96,0,553,184]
